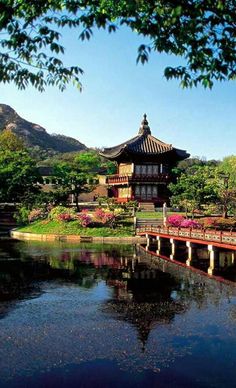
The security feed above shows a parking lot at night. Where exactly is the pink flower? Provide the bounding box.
[77,213,92,227]
[57,213,73,222]
[180,219,201,228]
[167,214,184,227]
[94,208,115,225]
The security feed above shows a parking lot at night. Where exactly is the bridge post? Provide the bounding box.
[131,258,135,271]
[156,236,161,255]
[170,238,175,260]
[208,245,219,275]
[232,252,235,265]
[146,233,151,250]
[186,241,195,266]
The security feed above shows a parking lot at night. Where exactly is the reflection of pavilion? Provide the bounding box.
[105,259,187,351]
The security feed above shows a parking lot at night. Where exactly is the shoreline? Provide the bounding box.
[10,229,147,243]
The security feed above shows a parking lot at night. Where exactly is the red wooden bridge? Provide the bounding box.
[136,225,236,275]
[136,225,236,251]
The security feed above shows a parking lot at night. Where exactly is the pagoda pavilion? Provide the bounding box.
[100,115,189,206]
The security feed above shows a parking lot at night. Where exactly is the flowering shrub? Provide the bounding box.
[94,208,115,225]
[200,217,218,229]
[167,214,201,229]
[77,212,92,227]
[167,214,184,227]
[94,208,105,220]
[114,207,124,215]
[28,208,45,223]
[180,219,201,229]
[57,213,73,222]
[200,217,236,230]
[49,206,76,220]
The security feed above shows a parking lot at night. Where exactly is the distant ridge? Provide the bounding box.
[0,104,87,154]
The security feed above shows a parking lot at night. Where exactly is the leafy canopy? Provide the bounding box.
[51,154,98,209]
[0,149,42,203]
[169,163,236,218]
[169,165,218,215]
[218,155,236,188]
[1,0,236,90]
[0,128,25,151]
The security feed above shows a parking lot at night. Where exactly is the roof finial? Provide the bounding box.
[138,113,151,135]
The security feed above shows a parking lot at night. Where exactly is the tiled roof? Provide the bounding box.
[37,166,54,176]
[100,114,188,160]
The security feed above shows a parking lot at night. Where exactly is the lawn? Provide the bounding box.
[17,219,134,237]
[136,211,186,219]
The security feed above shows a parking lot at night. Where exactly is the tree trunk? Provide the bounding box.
[75,192,80,212]
[223,207,228,219]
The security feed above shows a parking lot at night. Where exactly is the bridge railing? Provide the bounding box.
[136,226,236,246]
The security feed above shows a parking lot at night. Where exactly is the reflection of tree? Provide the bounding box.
[220,265,236,282]
[137,247,225,310]
[47,249,124,289]
[0,259,42,319]
[0,242,129,313]
[104,267,187,352]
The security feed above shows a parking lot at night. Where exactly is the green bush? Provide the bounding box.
[14,206,30,225]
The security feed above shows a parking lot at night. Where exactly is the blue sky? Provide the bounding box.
[1,26,236,160]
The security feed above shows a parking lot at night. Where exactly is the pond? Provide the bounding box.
[0,240,236,387]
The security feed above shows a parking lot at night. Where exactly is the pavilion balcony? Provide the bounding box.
[106,173,170,185]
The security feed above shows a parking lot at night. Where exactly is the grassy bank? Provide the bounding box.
[17,219,134,237]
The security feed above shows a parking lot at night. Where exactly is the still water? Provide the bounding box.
[0,240,236,387]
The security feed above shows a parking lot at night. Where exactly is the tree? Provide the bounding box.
[218,156,236,188]
[74,151,102,174]
[169,165,218,217]
[170,163,236,218]
[216,160,236,218]
[39,149,116,174]
[216,184,236,218]
[0,129,25,151]
[52,158,95,210]
[0,150,42,203]
[75,150,116,174]
[1,1,236,91]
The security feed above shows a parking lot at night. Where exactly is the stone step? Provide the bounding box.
[139,202,155,212]
[136,218,163,228]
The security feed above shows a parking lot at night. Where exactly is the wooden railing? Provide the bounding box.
[107,173,170,184]
[136,226,236,246]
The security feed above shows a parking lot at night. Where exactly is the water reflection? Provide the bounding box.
[0,240,235,327]
[105,270,186,352]
[145,238,236,281]
[0,240,236,387]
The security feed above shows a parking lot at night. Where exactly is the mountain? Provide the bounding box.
[0,104,87,154]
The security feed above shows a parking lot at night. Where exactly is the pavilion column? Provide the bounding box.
[208,245,219,275]
[131,184,134,200]
[170,238,176,260]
